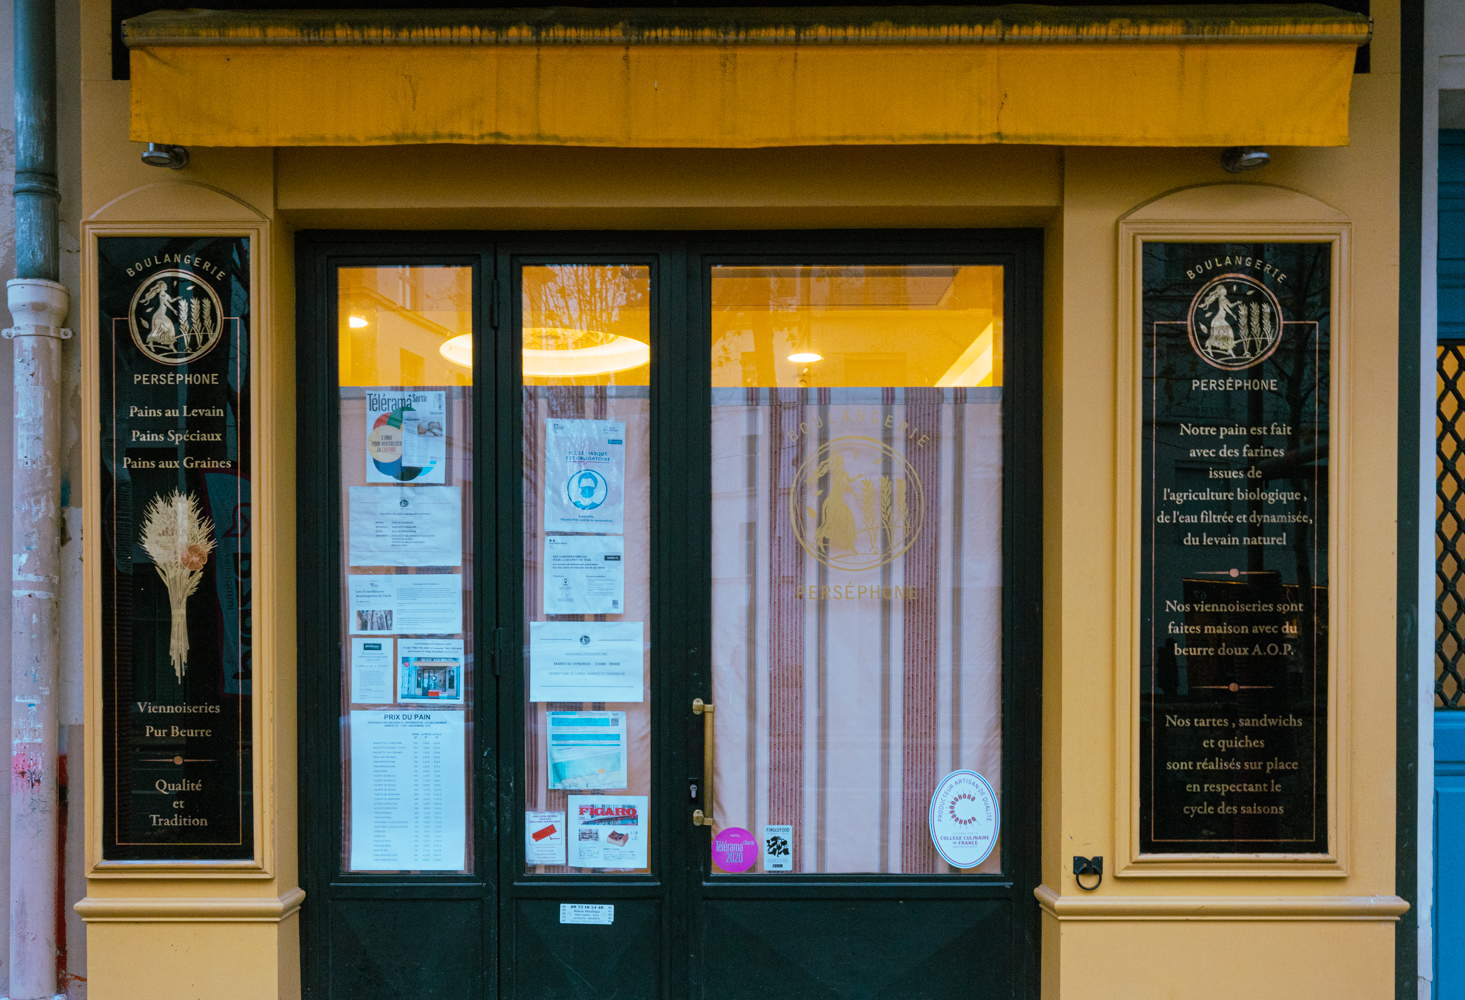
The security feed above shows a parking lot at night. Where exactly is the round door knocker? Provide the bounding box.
[1073,855,1103,891]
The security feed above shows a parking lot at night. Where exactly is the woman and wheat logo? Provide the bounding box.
[1186,273,1285,371]
[126,269,225,366]
[789,435,925,572]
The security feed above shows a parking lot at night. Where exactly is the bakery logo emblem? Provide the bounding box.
[790,435,925,572]
[128,269,224,366]
[1186,273,1285,371]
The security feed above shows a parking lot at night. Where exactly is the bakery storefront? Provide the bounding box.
[77,3,1411,998]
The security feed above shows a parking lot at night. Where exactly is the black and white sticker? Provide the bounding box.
[560,903,614,925]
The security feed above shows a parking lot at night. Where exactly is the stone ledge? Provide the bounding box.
[75,886,305,923]
[1034,884,1410,921]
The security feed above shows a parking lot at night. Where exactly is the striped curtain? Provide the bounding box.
[710,387,1003,874]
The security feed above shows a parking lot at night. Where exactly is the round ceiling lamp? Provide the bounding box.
[440,335,473,368]
[439,327,650,377]
[788,352,823,363]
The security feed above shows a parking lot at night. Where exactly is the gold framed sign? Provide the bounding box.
[83,222,269,873]
[1116,203,1348,876]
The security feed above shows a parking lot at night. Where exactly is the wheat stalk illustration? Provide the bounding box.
[139,490,216,681]
[1261,303,1274,345]
[859,479,879,554]
[879,477,895,554]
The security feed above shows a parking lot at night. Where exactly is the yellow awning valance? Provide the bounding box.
[125,5,1372,148]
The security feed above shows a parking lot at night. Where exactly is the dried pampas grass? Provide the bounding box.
[139,489,215,681]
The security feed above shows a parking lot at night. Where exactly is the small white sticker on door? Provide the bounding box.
[560,903,614,925]
[762,824,794,872]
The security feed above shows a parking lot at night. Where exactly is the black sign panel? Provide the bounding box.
[1139,242,1330,855]
[99,236,253,861]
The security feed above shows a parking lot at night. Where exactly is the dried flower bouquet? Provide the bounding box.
[139,489,216,681]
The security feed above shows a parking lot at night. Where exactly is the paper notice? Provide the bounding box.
[348,486,462,567]
[349,710,467,872]
[567,795,648,869]
[548,711,627,789]
[347,573,463,635]
[350,638,395,704]
[526,811,567,866]
[366,390,447,484]
[543,535,625,615]
[544,419,626,533]
[398,638,465,703]
[529,621,644,703]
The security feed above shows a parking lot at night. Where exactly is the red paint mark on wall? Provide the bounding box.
[12,743,44,790]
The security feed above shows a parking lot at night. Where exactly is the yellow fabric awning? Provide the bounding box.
[125,6,1372,148]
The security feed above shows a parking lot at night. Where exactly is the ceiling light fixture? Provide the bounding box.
[347,315,369,329]
[1221,147,1270,173]
[439,330,651,377]
[788,352,823,363]
[440,335,472,368]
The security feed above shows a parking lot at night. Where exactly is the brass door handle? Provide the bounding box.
[693,698,714,826]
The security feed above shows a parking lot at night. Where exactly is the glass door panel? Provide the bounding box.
[708,264,1005,874]
[336,265,477,875]
[519,264,654,875]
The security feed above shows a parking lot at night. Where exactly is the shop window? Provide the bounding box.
[336,265,477,873]
[707,265,1005,873]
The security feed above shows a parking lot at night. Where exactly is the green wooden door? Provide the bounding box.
[297,231,1041,1000]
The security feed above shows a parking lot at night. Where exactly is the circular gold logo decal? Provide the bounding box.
[1186,273,1285,371]
[128,269,225,366]
[789,435,925,571]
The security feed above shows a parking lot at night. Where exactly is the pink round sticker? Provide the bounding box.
[711,827,758,873]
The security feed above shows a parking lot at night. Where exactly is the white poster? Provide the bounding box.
[349,710,467,872]
[567,795,648,869]
[762,824,794,872]
[348,486,462,567]
[543,535,625,615]
[398,638,465,703]
[544,419,626,533]
[526,811,567,866]
[548,711,627,789]
[529,621,644,703]
[365,389,447,484]
[350,637,395,704]
[347,573,463,635]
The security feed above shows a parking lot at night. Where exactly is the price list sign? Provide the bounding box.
[1139,241,1330,855]
[98,235,254,861]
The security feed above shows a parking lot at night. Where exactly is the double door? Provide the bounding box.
[297,232,1042,999]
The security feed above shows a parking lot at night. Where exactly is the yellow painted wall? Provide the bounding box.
[76,0,1405,995]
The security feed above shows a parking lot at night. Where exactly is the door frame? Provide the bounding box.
[296,230,1043,1000]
